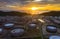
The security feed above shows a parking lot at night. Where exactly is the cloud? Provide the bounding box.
[0,0,60,12]
[0,0,25,11]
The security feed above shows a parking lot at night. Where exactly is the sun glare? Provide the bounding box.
[31,7,39,10]
[34,0,42,2]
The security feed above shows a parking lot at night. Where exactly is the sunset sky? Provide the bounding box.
[0,0,60,12]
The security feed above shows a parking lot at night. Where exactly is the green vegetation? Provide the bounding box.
[0,11,30,16]
[40,11,60,16]
[34,37,42,39]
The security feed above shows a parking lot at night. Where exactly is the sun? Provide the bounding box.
[31,7,39,10]
[34,0,42,2]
